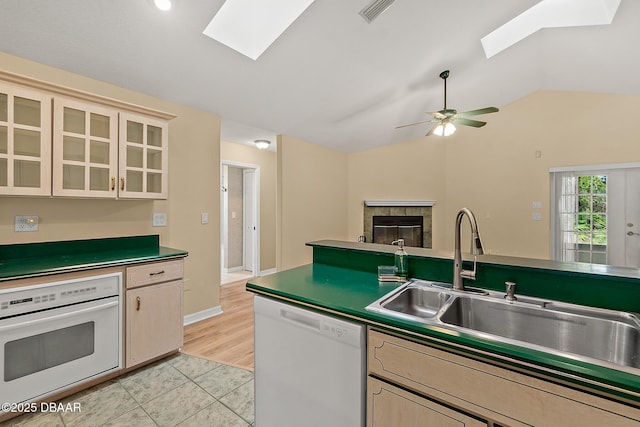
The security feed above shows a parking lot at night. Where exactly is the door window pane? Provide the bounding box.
[63,164,85,190]
[14,159,40,188]
[90,140,110,165]
[0,125,7,154]
[63,136,85,162]
[147,172,162,193]
[127,121,143,144]
[63,107,85,134]
[0,93,7,122]
[147,125,162,147]
[90,113,110,139]
[14,129,41,157]
[147,149,162,170]
[127,146,143,168]
[0,158,7,186]
[126,170,143,192]
[14,97,40,127]
[90,167,110,191]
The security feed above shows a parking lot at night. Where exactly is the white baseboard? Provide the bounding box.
[258,268,277,276]
[183,305,223,326]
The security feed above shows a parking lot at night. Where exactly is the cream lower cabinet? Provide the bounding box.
[367,329,640,427]
[125,259,184,368]
[368,376,484,427]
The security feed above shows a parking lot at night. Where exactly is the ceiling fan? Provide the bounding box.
[396,70,499,136]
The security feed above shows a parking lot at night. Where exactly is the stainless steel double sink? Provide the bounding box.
[366,279,640,373]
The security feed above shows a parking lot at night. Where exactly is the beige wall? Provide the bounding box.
[277,135,349,270]
[220,140,277,272]
[348,90,640,259]
[226,166,244,269]
[0,52,221,316]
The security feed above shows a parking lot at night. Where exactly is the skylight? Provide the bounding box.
[203,0,316,60]
[481,0,621,58]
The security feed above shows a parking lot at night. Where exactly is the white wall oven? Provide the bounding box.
[0,273,121,407]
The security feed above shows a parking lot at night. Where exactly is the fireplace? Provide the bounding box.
[372,216,423,247]
[362,200,434,248]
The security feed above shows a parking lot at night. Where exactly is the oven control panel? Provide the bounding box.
[0,273,121,319]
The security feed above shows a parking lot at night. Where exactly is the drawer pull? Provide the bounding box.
[149,270,165,276]
[120,177,125,191]
[136,296,141,311]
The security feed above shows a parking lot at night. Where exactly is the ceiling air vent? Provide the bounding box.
[359,0,396,23]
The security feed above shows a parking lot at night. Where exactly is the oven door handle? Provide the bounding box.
[0,299,118,331]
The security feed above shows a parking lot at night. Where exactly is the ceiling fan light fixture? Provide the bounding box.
[255,139,271,149]
[433,122,456,137]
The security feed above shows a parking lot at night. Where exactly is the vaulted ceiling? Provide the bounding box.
[1,0,638,152]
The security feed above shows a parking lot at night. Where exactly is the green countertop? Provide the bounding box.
[0,235,188,281]
[247,262,640,404]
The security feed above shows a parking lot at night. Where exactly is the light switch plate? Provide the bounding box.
[201,212,209,225]
[15,215,39,232]
[152,213,167,227]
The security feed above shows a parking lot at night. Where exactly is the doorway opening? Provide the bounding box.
[221,161,260,284]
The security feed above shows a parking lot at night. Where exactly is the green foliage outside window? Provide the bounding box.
[576,175,607,245]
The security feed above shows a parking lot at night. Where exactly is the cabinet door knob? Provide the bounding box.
[120,177,125,191]
[136,296,141,311]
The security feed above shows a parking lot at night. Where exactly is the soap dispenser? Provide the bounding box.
[391,239,408,280]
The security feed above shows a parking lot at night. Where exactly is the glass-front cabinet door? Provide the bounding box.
[53,98,118,197]
[0,82,52,196]
[119,112,168,199]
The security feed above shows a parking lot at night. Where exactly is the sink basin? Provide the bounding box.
[439,296,640,368]
[366,281,452,321]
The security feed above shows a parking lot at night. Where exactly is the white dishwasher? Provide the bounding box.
[254,295,366,427]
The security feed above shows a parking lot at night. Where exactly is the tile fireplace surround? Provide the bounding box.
[363,201,433,248]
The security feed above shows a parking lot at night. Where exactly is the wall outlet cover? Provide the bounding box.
[152,213,167,227]
[15,215,39,232]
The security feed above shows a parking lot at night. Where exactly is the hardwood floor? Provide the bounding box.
[182,279,255,371]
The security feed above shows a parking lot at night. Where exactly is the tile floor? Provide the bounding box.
[3,353,254,427]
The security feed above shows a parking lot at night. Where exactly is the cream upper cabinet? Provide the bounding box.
[53,97,118,197]
[119,112,168,199]
[0,82,52,196]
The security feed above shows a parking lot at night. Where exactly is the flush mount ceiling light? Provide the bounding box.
[203,0,316,60]
[154,0,172,11]
[255,139,271,149]
[481,0,621,58]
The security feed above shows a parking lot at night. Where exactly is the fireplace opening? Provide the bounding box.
[372,216,423,247]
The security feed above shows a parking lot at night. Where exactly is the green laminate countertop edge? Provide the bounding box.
[0,235,188,281]
[247,263,640,404]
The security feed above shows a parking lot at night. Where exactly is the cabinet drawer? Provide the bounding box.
[367,376,485,427]
[368,329,640,427]
[127,259,183,288]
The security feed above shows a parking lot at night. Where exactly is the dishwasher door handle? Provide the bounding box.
[280,308,321,330]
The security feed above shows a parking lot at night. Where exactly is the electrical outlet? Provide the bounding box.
[15,215,39,232]
[152,213,167,227]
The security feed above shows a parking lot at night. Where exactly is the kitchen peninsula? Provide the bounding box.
[247,240,640,426]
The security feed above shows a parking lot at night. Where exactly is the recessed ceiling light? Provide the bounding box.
[203,0,316,60]
[481,0,621,58]
[154,0,172,11]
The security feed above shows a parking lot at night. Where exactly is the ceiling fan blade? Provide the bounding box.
[425,125,437,137]
[395,119,433,129]
[455,117,487,128]
[457,106,499,117]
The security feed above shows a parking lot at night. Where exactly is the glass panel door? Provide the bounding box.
[119,112,168,199]
[0,83,51,196]
[52,98,118,197]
